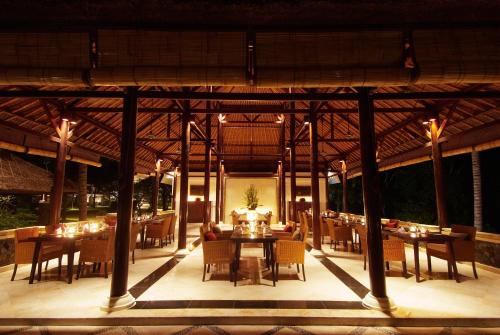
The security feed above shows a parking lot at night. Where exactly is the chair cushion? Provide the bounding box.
[283,225,293,233]
[292,229,303,241]
[386,221,398,228]
[204,232,217,241]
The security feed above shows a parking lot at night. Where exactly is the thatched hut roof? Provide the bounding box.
[0,151,77,194]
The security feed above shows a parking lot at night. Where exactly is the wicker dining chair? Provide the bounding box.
[326,219,353,251]
[145,214,172,247]
[427,224,478,279]
[302,212,312,233]
[358,225,407,276]
[130,223,141,264]
[275,224,309,282]
[76,228,115,279]
[11,227,64,281]
[167,215,177,244]
[199,225,235,282]
[320,217,330,244]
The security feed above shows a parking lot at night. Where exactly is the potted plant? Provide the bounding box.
[244,184,259,210]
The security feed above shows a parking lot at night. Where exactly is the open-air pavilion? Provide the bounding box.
[0,1,499,334]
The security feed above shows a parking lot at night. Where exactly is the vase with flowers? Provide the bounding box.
[244,184,259,210]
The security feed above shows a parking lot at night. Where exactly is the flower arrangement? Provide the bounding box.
[244,184,259,210]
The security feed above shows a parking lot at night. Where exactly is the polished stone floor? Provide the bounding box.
[1,325,500,334]
[0,222,499,330]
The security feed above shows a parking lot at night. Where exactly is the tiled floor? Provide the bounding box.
[1,325,500,334]
[0,223,499,330]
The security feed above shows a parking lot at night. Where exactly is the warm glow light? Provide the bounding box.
[218,114,227,123]
[422,120,430,125]
[90,223,99,233]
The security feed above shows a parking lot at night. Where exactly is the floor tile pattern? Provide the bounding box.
[1,325,500,335]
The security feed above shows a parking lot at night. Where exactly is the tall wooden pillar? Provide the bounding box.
[357,88,394,311]
[289,112,297,222]
[48,118,70,228]
[220,162,225,224]
[178,107,191,249]
[471,150,482,231]
[277,162,283,223]
[171,168,178,211]
[215,162,221,225]
[324,170,330,211]
[151,160,160,217]
[341,160,348,213]
[215,117,222,224]
[309,104,321,250]
[160,174,168,210]
[430,118,448,230]
[204,112,212,225]
[103,86,137,312]
[78,163,88,221]
[280,118,286,224]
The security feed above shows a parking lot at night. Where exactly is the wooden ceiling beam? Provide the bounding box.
[68,106,428,114]
[2,90,499,101]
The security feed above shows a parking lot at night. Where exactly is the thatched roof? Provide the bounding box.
[0,151,77,194]
[0,2,497,175]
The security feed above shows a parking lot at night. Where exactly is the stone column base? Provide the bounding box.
[362,292,397,312]
[100,292,136,312]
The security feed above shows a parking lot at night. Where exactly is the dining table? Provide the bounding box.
[230,231,278,287]
[382,228,460,283]
[27,229,106,284]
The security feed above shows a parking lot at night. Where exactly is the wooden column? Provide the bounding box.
[341,160,348,213]
[151,160,160,217]
[220,162,225,223]
[357,87,393,311]
[104,86,137,311]
[309,103,321,250]
[215,117,222,224]
[430,118,448,230]
[78,163,88,221]
[280,118,286,224]
[324,170,330,211]
[171,168,178,211]
[289,112,297,222]
[204,112,212,225]
[48,118,70,228]
[160,174,168,210]
[215,161,221,225]
[178,106,191,249]
[277,162,283,223]
[471,150,483,231]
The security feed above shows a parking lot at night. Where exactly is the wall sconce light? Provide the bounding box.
[189,114,197,124]
[218,113,227,123]
[61,110,77,125]
[303,115,310,125]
